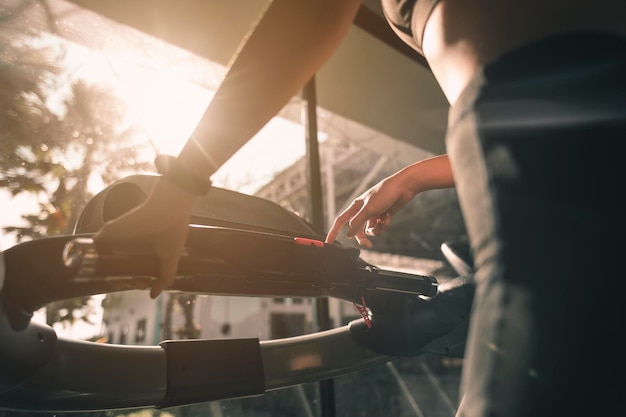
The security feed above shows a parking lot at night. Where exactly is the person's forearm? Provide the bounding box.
[178,0,363,179]
[400,154,455,193]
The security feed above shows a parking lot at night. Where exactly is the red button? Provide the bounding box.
[293,237,325,247]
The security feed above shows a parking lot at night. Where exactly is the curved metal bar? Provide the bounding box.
[261,323,390,390]
[0,321,389,412]
[0,338,167,412]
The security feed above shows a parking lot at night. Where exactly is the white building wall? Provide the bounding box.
[102,290,160,345]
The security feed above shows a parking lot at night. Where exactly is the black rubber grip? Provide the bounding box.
[158,338,265,408]
[373,268,438,297]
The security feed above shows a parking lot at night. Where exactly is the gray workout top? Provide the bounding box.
[381,0,441,55]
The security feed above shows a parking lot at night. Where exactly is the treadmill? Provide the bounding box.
[0,174,474,412]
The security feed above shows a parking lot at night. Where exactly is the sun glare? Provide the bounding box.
[87,51,315,195]
[107,57,320,195]
[114,61,214,157]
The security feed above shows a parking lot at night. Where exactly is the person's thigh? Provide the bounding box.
[447,33,626,417]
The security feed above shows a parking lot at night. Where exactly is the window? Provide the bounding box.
[119,325,129,345]
[135,318,147,343]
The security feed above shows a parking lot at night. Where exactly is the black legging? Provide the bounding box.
[447,32,626,417]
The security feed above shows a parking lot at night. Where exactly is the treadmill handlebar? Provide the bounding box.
[62,236,438,298]
[371,268,438,297]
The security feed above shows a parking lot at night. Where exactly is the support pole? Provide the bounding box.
[302,76,335,417]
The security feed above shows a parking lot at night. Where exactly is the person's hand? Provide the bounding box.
[93,177,197,299]
[325,155,455,248]
[325,171,416,248]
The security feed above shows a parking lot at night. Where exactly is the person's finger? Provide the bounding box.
[366,212,392,235]
[366,221,386,236]
[150,255,179,299]
[149,230,188,298]
[353,229,372,248]
[346,204,378,239]
[325,218,343,244]
[325,201,362,243]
